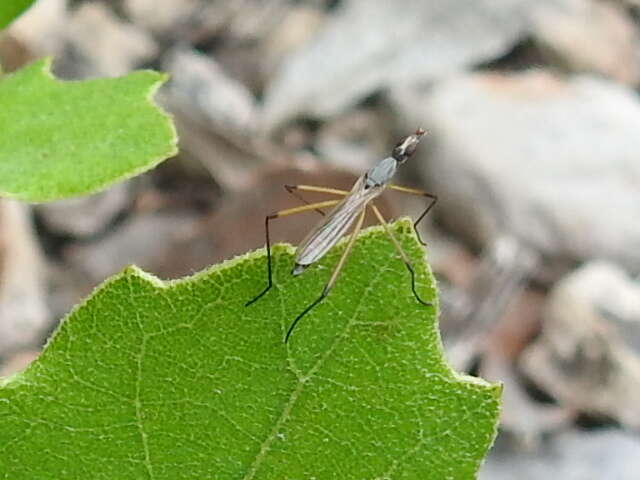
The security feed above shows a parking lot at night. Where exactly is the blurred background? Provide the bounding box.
[1,0,640,477]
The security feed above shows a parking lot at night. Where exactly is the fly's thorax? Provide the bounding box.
[364,157,397,189]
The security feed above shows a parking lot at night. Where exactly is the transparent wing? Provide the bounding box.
[294,177,382,267]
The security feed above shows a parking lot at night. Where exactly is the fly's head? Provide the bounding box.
[362,129,426,190]
[392,128,426,164]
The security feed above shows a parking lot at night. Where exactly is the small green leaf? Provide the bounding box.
[0,0,36,29]
[0,220,500,479]
[0,58,177,202]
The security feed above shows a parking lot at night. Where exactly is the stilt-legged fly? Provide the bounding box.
[246,129,437,343]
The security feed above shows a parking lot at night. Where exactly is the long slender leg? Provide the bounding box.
[286,184,349,196]
[388,184,438,246]
[370,203,432,307]
[285,208,366,343]
[245,200,341,307]
[284,184,348,216]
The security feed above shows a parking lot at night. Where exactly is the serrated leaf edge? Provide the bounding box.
[0,58,178,202]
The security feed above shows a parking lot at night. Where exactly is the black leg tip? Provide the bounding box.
[245,287,271,307]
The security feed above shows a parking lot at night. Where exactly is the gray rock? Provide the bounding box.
[392,70,640,272]
[36,182,131,238]
[61,2,158,78]
[124,0,292,46]
[532,0,640,85]
[315,111,392,173]
[203,0,291,43]
[123,0,200,35]
[521,261,640,428]
[444,235,540,371]
[162,48,269,192]
[163,48,258,137]
[65,211,199,282]
[260,5,327,79]
[261,0,543,131]
[480,354,571,447]
[481,429,640,479]
[0,201,49,357]
[7,0,67,56]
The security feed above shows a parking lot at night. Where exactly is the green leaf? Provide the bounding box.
[0,58,177,202]
[0,220,501,479]
[0,0,36,29]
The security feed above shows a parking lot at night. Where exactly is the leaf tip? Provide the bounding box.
[139,69,179,157]
[13,57,54,79]
[0,371,29,389]
[121,264,166,288]
[392,216,419,237]
[37,56,54,72]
